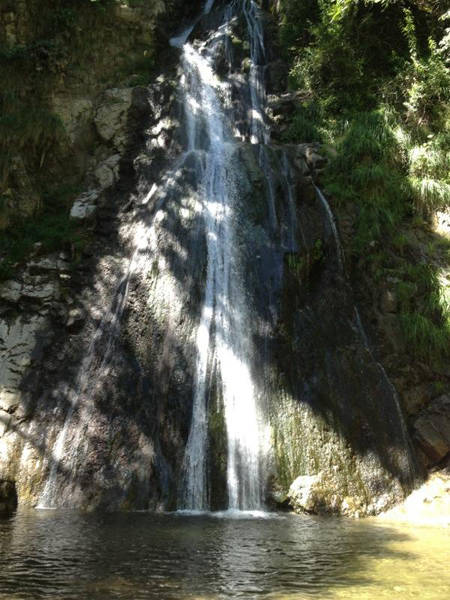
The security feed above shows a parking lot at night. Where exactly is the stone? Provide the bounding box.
[413,395,450,466]
[305,146,326,170]
[28,255,70,274]
[288,473,326,514]
[70,190,99,221]
[379,470,450,526]
[0,389,20,413]
[22,280,59,301]
[95,88,133,152]
[94,155,121,190]
[0,280,21,303]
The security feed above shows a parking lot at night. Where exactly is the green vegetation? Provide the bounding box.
[275,0,450,365]
[0,185,87,281]
[0,0,160,274]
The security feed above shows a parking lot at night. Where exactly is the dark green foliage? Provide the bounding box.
[275,0,450,364]
[325,111,409,253]
[283,101,324,143]
[0,184,85,281]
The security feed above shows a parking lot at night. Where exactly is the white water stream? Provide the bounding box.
[179,0,269,511]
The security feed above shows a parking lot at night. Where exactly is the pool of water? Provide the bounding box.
[0,510,449,599]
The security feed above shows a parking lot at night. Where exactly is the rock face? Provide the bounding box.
[95,89,133,152]
[413,395,450,466]
[0,0,197,229]
[379,468,450,526]
[0,0,418,515]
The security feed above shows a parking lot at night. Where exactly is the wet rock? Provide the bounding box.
[413,395,450,466]
[0,480,17,515]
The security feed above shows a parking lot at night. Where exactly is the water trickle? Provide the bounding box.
[315,185,414,481]
[38,190,157,509]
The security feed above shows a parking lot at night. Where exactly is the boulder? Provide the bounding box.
[379,470,450,526]
[28,255,70,275]
[288,473,326,514]
[0,389,20,413]
[413,395,450,466]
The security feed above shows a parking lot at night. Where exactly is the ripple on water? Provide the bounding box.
[0,511,449,600]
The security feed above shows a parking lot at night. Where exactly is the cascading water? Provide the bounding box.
[177,0,269,512]
[33,0,417,515]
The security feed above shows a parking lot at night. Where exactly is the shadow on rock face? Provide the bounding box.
[0,480,17,517]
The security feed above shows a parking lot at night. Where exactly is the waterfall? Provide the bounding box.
[178,0,269,512]
[34,0,416,515]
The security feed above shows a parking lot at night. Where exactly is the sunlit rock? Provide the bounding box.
[288,473,325,514]
[70,190,99,221]
[95,88,133,152]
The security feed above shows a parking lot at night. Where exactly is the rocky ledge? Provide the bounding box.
[378,466,450,527]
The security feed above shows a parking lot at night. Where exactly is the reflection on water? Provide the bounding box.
[0,511,449,599]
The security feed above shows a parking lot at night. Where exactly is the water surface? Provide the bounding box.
[0,510,448,599]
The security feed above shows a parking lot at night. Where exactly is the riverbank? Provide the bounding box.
[378,467,450,527]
